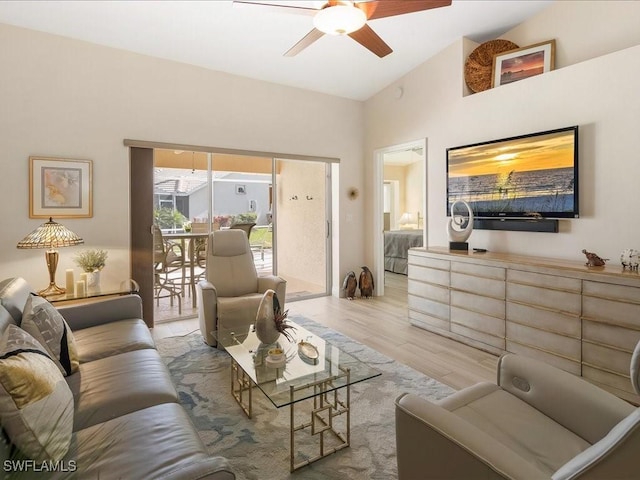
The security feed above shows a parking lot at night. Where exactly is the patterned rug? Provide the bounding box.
[156,316,455,480]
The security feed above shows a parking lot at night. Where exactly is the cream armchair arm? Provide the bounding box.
[395,392,550,480]
[196,280,218,347]
[257,276,286,305]
[497,353,635,444]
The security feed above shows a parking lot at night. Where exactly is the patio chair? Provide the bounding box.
[153,225,183,314]
[196,229,286,347]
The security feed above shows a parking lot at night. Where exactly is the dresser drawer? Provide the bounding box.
[506,301,580,337]
[408,294,449,320]
[582,365,632,394]
[451,261,505,280]
[409,264,450,287]
[409,309,449,332]
[408,279,449,304]
[451,290,504,319]
[583,281,640,304]
[582,296,640,329]
[408,253,449,271]
[451,322,504,350]
[506,340,581,375]
[451,272,505,299]
[451,306,505,337]
[506,321,581,362]
[507,269,581,292]
[582,319,640,352]
[582,342,631,377]
[507,282,581,315]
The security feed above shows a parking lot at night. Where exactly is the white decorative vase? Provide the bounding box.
[86,271,101,289]
[254,289,280,345]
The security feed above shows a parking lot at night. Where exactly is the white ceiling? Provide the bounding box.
[0,0,554,101]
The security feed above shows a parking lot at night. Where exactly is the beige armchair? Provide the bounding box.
[196,229,286,347]
[396,341,640,480]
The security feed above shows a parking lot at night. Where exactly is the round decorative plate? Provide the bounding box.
[464,39,519,93]
[298,341,319,363]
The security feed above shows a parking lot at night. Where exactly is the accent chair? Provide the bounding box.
[396,341,640,479]
[196,229,286,347]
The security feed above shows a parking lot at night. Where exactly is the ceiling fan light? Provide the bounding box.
[313,5,366,36]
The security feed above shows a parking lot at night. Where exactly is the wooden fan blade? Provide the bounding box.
[232,1,319,16]
[358,0,452,20]
[284,28,325,57]
[348,24,392,58]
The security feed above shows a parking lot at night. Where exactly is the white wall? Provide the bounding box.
[364,1,640,264]
[0,23,364,291]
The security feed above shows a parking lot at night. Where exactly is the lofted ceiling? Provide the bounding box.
[0,0,554,101]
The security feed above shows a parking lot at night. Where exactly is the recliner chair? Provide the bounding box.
[196,229,286,347]
[395,341,640,479]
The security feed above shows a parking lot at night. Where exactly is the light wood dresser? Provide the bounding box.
[408,247,640,404]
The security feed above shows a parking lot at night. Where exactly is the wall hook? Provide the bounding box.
[306,195,313,200]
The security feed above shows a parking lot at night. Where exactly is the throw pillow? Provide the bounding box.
[0,325,74,462]
[21,295,79,376]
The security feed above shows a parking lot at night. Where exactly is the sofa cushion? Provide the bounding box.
[21,295,79,376]
[72,318,155,363]
[0,277,32,324]
[56,403,234,480]
[66,349,178,430]
[439,382,590,475]
[0,304,16,336]
[0,325,73,462]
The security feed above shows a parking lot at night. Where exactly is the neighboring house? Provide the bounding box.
[1,1,639,292]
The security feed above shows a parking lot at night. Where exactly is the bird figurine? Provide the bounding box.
[359,266,375,299]
[582,249,608,267]
[342,271,358,300]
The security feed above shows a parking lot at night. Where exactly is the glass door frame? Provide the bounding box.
[271,158,333,300]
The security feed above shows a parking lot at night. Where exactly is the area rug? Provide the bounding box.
[156,315,455,480]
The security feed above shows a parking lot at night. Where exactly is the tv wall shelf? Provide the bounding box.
[407,247,640,405]
[474,218,559,233]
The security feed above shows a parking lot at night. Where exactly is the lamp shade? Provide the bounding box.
[17,217,84,249]
[313,4,367,36]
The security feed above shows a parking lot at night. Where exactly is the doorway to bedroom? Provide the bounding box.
[373,139,426,297]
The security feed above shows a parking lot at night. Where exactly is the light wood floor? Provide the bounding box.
[152,273,499,391]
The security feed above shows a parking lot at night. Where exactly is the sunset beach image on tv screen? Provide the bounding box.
[447,128,577,218]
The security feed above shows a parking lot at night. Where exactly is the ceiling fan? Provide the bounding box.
[233,1,452,58]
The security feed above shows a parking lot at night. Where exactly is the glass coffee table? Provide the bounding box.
[213,320,381,472]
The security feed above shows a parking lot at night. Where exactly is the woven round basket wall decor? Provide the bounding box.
[464,39,519,93]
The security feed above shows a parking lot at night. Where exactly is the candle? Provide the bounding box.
[65,269,74,293]
[80,272,88,285]
[75,280,86,298]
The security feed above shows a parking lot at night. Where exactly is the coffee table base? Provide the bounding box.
[229,358,351,472]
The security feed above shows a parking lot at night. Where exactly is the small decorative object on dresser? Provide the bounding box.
[621,248,640,271]
[582,249,608,267]
[447,200,474,251]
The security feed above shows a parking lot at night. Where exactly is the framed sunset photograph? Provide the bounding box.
[492,40,556,88]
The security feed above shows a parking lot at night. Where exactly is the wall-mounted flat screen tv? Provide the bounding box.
[447,126,579,219]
